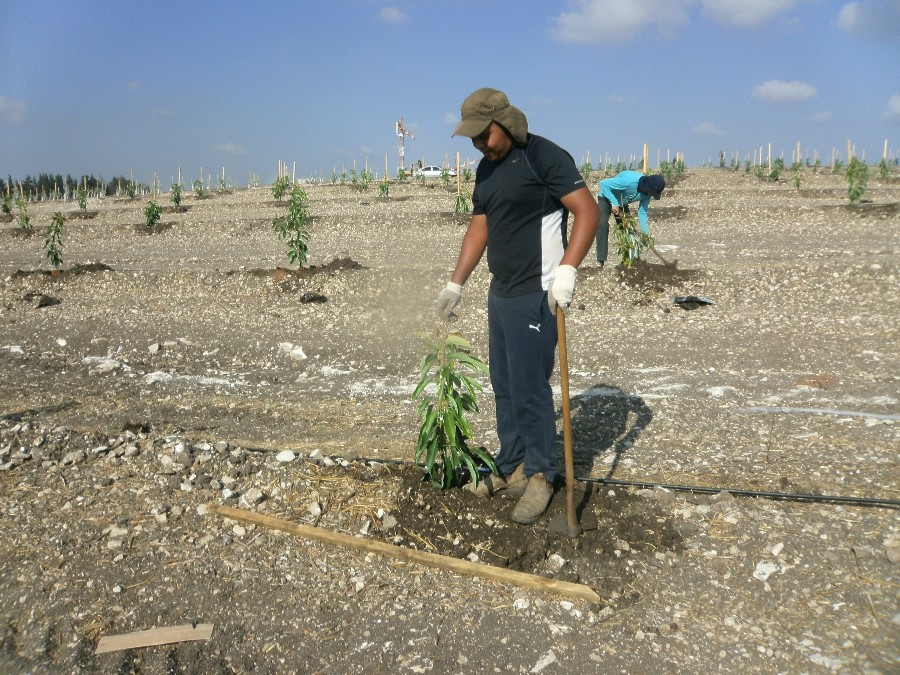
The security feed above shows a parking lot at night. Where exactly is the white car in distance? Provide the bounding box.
[415,165,457,178]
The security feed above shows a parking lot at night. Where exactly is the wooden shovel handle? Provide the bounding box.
[556,309,578,534]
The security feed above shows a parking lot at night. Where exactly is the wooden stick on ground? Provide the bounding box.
[95,623,213,654]
[206,504,602,604]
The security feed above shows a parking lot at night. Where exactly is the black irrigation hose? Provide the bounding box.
[582,477,900,509]
[347,455,900,510]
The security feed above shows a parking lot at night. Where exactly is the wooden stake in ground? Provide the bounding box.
[206,504,602,604]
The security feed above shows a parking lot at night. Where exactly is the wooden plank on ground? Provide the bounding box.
[95,623,214,654]
[206,503,602,604]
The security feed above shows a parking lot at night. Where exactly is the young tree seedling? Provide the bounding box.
[614,208,653,268]
[846,158,869,205]
[412,326,497,489]
[272,184,310,266]
[144,201,162,227]
[16,197,31,230]
[45,212,65,268]
[791,161,803,189]
[271,175,291,200]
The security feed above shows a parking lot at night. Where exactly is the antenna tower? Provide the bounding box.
[395,116,415,171]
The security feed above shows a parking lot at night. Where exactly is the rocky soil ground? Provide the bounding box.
[0,168,897,674]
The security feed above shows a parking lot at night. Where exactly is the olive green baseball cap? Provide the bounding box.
[453,88,528,144]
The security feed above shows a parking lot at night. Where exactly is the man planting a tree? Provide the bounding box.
[595,169,666,267]
[435,88,599,524]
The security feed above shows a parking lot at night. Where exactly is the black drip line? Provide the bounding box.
[339,455,900,510]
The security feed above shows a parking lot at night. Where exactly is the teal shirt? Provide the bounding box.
[598,170,652,233]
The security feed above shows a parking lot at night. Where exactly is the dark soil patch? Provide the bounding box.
[436,212,471,226]
[239,256,365,282]
[376,195,413,202]
[21,291,60,307]
[614,258,701,289]
[825,202,900,218]
[366,462,683,606]
[4,227,35,239]
[0,214,13,223]
[134,222,173,235]
[161,205,191,214]
[798,188,845,198]
[66,210,99,220]
[9,262,114,280]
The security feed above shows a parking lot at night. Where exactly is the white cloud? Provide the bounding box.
[837,1,900,42]
[700,0,797,27]
[0,96,28,124]
[126,80,142,91]
[550,0,691,44]
[752,80,817,102]
[378,7,409,24]
[693,121,725,135]
[812,111,833,123]
[885,95,900,124]
[151,107,171,117]
[214,142,248,156]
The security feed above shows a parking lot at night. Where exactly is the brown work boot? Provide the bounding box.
[464,464,527,498]
[464,472,507,498]
[510,474,554,524]
[499,463,528,499]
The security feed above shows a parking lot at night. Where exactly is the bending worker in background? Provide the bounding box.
[595,169,666,267]
[435,87,599,525]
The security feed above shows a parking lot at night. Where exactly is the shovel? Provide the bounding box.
[555,308,581,538]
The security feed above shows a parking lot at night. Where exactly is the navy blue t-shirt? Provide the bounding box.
[472,134,586,297]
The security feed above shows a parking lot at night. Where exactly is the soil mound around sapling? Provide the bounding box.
[66,210,99,220]
[240,256,365,281]
[341,461,683,606]
[134,222,173,235]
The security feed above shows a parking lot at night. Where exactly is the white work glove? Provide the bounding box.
[435,282,463,319]
[548,264,577,315]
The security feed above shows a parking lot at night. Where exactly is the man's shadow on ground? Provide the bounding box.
[554,383,653,518]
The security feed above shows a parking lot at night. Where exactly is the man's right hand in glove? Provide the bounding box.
[435,282,462,319]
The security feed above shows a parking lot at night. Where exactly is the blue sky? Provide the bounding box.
[1,0,898,186]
